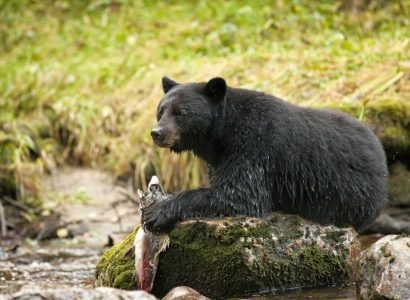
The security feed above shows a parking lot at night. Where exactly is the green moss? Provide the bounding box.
[270,214,304,242]
[380,243,390,258]
[388,162,410,207]
[95,225,140,290]
[393,233,410,240]
[113,269,136,290]
[152,221,259,298]
[379,242,396,264]
[251,244,350,293]
[324,230,347,244]
[363,98,410,153]
[154,245,251,297]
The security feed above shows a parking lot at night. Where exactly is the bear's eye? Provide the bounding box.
[157,107,165,120]
[173,109,188,117]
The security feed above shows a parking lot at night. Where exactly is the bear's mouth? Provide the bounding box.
[152,135,180,149]
[153,139,174,148]
[170,143,184,153]
[158,142,174,148]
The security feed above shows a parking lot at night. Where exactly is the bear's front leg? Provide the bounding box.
[141,198,178,233]
[142,188,227,233]
[142,179,270,233]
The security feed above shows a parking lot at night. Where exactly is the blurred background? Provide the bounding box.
[0,0,409,245]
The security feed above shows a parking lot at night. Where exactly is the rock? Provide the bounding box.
[1,286,157,300]
[356,234,410,300]
[388,162,410,207]
[162,286,210,300]
[96,213,359,299]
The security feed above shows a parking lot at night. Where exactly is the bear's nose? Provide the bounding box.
[151,128,162,140]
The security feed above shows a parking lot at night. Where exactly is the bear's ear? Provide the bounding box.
[162,76,178,94]
[204,77,227,101]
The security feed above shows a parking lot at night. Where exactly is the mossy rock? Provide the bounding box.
[388,162,410,207]
[315,98,410,157]
[95,214,359,299]
[95,226,140,290]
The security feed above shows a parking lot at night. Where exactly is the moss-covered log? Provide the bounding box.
[96,213,359,299]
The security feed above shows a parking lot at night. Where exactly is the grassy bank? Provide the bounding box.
[1,0,409,205]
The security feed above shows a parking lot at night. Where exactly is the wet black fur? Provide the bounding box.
[143,77,388,232]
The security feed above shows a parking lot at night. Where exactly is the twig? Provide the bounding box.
[0,200,7,236]
[2,195,31,212]
[111,202,124,232]
[116,186,140,205]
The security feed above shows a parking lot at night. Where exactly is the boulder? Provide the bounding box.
[96,213,359,299]
[356,234,410,300]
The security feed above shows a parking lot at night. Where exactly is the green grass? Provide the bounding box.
[0,0,409,204]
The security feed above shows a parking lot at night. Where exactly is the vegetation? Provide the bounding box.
[1,0,409,207]
[388,162,410,207]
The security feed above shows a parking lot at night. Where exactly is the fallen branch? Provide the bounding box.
[2,195,31,212]
[0,200,6,236]
[116,185,140,205]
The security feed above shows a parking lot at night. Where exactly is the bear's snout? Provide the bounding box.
[151,128,162,140]
[151,125,180,148]
[151,127,166,146]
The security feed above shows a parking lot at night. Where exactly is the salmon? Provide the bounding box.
[134,176,170,292]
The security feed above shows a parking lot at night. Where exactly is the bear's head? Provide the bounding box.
[151,76,227,155]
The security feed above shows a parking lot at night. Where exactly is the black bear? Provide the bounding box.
[143,76,388,232]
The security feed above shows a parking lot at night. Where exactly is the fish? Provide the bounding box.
[134,176,170,292]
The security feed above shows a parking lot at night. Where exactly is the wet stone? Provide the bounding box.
[0,286,157,300]
[162,286,210,300]
[356,234,410,300]
[0,240,102,294]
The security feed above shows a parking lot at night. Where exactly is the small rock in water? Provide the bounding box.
[1,286,157,300]
[162,286,210,300]
[356,234,410,300]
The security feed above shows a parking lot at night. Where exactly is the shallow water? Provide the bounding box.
[0,234,383,299]
[251,286,355,300]
[0,238,102,294]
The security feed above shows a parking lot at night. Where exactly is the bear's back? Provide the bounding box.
[222,87,387,230]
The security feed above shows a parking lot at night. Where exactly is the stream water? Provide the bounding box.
[0,238,100,294]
